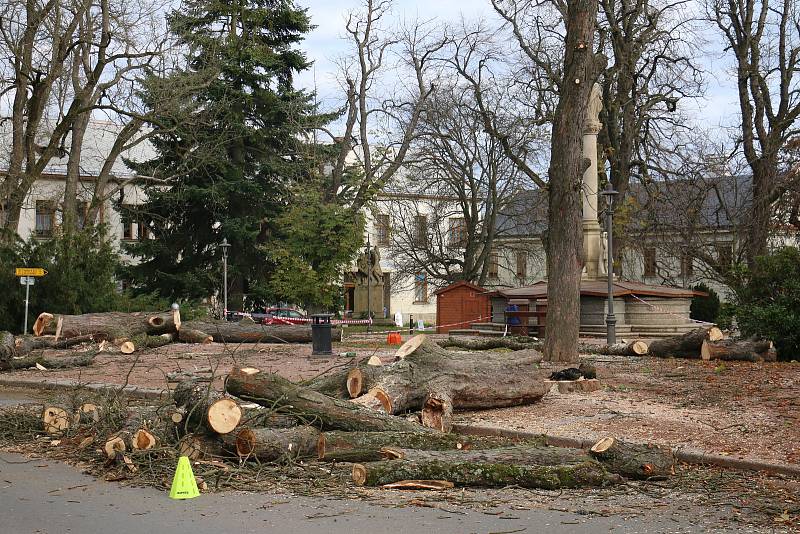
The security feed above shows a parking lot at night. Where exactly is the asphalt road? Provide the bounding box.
[0,451,722,534]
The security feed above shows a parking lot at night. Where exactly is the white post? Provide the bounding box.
[582,83,604,280]
[23,278,31,334]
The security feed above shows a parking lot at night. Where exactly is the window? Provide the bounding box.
[488,250,499,279]
[716,244,733,272]
[681,253,694,277]
[76,202,89,230]
[35,200,55,237]
[516,251,527,279]
[121,206,134,240]
[413,215,427,247]
[376,214,390,246]
[643,247,656,277]
[414,273,428,303]
[448,218,467,248]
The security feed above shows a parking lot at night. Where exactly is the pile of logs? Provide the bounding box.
[442,326,775,362]
[156,335,675,490]
[0,310,338,370]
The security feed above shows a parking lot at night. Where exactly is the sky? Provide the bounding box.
[295,0,742,132]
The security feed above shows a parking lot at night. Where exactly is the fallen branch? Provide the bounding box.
[648,327,724,359]
[700,339,776,362]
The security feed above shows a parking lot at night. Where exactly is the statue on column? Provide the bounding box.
[586,83,603,134]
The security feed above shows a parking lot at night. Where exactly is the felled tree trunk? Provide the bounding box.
[580,340,648,356]
[648,327,724,359]
[0,332,97,361]
[701,339,776,362]
[589,437,675,479]
[225,367,429,433]
[234,426,321,461]
[317,431,536,463]
[32,310,180,339]
[304,360,383,399]
[0,351,97,371]
[182,320,340,344]
[178,433,232,461]
[173,380,242,434]
[352,454,619,489]
[178,328,213,344]
[352,336,547,430]
[438,337,542,351]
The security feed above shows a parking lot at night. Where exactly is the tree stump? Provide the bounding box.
[589,437,675,479]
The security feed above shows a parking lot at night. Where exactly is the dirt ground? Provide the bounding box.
[2,333,799,467]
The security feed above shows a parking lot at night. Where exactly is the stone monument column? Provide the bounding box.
[582,83,604,280]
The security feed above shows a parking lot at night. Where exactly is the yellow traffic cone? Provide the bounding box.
[169,456,200,500]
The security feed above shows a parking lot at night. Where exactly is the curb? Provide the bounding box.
[452,423,800,478]
[0,378,169,400]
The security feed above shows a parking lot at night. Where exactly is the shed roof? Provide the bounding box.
[433,280,489,296]
[492,279,702,299]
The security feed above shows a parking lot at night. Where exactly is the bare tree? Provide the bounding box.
[318,0,444,213]
[383,85,546,288]
[0,0,169,236]
[710,0,800,266]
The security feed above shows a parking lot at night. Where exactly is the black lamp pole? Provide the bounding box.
[600,182,619,345]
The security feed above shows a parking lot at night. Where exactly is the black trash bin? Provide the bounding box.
[311,314,333,356]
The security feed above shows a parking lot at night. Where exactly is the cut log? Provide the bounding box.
[352,456,619,489]
[178,328,213,344]
[0,351,97,371]
[75,403,100,425]
[348,335,547,425]
[589,437,675,479]
[182,320,340,344]
[32,310,180,339]
[42,405,71,434]
[303,360,382,399]
[421,390,453,432]
[382,480,454,490]
[648,327,724,359]
[225,367,430,433]
[234,426,320,461]
[317,431,533,463]
[173,380,242,434]
[178,433,227,461]
[239,409,299,429]
[132,428,157,450]
[119,341,135,354]
[580,341,648,356]
[701,339,776,362]
[438,336,542,352]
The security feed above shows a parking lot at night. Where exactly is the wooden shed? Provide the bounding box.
[435,281,492,334]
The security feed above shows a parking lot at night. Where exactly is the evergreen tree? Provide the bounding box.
[127,0,323,307]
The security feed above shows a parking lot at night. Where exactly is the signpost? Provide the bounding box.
[15,267,47,334]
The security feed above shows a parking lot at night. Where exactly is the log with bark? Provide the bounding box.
[350,335,547,431]
[225,367,430,433]
[304,361,384,399]
[32,310,181,339]
[103,410,157,459]
[589,437,675,479]
[580,340,649,356]
[317,431,540,463]
[438,337,542,351]
[173,380,242,434]
[178,328,213,344]
[177,433,233,461]
[182,320,340,344]
[234,426,321,461]
[352,450,620,489]
[700,339,777,362]
[0,351,97,371]
[647,327,724,359]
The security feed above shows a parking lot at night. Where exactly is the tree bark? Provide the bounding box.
[225,367,431,433]
[438,337,542,351]
[173,380,242,434]
[317,431,532,462]
[234,426,321,461]
[352,455,619,489]
[354,336,547,426]
[580,340,648,356]
[178,328,213,344]
[701,339,776,362]
[648,327,724,359]
[543,0,606,363]
[182,320,340,343]
[303,360,383,399]
[32,310,180,339]
[589,437,675,479]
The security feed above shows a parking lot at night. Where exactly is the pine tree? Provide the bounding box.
[126,0,322,306]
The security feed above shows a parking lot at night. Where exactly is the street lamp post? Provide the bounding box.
[600,182,619,345]
[219,238,231,320]
[365,234,371,332]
